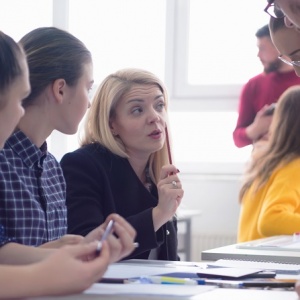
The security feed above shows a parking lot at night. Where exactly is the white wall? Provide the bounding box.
[177,171,241,261]
[180,173,241,237]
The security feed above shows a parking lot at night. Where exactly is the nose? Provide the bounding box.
[284,16,295,28]
[294,66,300,77]
[148,108,160,123]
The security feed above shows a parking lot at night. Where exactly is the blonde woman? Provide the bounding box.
[61,68,184,261]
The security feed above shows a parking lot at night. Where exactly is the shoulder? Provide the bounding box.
[61,143,111,165]
[273,158,300,181]
[241,73,268,92]
[246,73,266,84]
[281,158,300,172]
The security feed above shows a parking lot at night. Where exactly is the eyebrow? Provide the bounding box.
[127,94,164,104]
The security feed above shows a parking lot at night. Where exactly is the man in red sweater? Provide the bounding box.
[232,24,300,148]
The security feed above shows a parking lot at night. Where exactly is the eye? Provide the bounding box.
[156,102,165,112]
[131,106,143,115]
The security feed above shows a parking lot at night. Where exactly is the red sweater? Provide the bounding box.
[233,71,300,147]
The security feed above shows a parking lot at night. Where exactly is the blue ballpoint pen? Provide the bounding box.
[137,276,243,288]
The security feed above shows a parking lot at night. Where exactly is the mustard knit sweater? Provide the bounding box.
[238,158,300,242]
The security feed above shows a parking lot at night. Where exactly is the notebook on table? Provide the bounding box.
[236,235,300,252]
[207,259,300,275]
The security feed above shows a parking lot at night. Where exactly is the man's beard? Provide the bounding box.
[264,59,282,73]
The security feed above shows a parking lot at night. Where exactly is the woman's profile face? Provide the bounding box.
[0,56,30,148]
[270,26,300,76]
[56,62,94,135]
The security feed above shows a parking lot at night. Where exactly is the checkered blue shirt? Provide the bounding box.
[0,224,13,246]
[0,130,67,246]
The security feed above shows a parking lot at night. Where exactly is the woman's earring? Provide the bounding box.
[112,131,117,136]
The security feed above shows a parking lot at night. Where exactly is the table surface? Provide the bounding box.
[27,259,298,300]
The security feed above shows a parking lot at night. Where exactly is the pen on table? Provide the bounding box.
[240,280,296,288]
[138,276,198,285]
[99,278,129,284]
[135,276,296,289]
[136,276,242,288]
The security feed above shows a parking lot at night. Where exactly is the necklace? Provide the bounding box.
[144,166,152,192]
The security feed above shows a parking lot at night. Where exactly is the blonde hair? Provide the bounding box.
[239,85,300,201]
[81,68,171,183]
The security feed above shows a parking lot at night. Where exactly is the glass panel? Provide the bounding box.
[69,0,166,84]
[0,0,52,40]
[169,112,252,163]
[188,0,270,85]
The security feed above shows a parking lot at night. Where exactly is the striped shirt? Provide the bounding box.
[0,130,67,246]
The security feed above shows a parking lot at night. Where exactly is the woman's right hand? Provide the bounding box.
[153,164,184,231]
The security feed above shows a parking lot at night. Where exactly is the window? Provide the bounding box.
[169,0,271,100]
[0,0,52,40]
[69,0,166,84]
[1,0,268,173]
[52,0,168,160]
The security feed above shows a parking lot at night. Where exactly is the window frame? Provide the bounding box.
[166,0,242,104]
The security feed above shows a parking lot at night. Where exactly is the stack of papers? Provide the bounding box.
[208,259,300,274]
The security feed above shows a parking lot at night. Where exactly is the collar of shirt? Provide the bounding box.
[6,130,48,168]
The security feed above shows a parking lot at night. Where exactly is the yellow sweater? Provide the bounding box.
[238,158,300,242]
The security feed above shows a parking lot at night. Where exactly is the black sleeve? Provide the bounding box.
[61,151,109,236]
[61,149,163,259]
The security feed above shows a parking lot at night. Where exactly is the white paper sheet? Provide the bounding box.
[194,288,298,300]
[84,283,215,297]
[103,263,204,279]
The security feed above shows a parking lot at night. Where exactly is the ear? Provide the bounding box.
[109,119,118,136]
[52,79,67,104]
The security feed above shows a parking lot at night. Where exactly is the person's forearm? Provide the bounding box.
[245,123,259,141]
[152,206,169,231]
[0,242,53,265]
[39,234,84,249]
[0,265,38,298]
[0,263,56,298]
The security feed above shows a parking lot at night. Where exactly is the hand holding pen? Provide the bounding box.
[84,214,137,263]
[152,165,184,231]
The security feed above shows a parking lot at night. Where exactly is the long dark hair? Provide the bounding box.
[239,85,300,201]
[19,27,92,107]
[0,31,24,99]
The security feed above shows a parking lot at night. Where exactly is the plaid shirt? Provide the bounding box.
[0,224,13,246]
[0,130,67,246]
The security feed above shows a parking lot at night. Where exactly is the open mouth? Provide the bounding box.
[149,129,161,137]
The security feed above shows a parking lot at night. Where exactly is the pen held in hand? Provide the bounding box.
[96,220,139,256]
[96,220,115,256]
[165,126,172,165]
[96,241,139,256]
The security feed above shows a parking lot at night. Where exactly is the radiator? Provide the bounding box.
[191,234,236,262]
